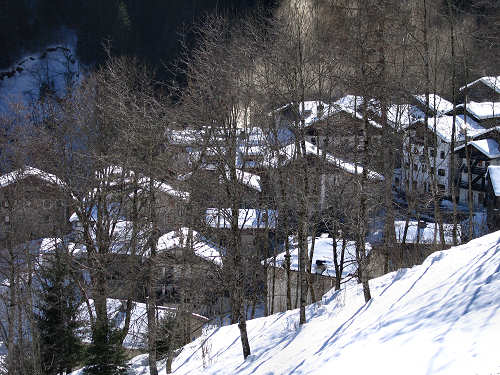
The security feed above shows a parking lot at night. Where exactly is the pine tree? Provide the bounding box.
[83,324,129,375]
[37,247,84,375]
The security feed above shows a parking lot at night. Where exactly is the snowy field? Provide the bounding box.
[100,230,500,375]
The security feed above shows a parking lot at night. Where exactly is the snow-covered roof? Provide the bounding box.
[167,129,203,146]
[156,227,223,266]
[460,76,500,93]
[77,299,208,350]
[418,115,485,143]
[234,169,261,192]
[456,101,500,120]
[101,166,189,201]
[387,104,413,129]
[136,177,189,201]
[239,145,265,156]
[271,97,382,129]
[0,166,66,189]
[205,208,277,230]
[486,166,500,197]
[454,138,500,159]
[414,94,454,115]
[263,141,384,181]
[265,234,371,279]
[394,220,461,245]
[332,95,382,128]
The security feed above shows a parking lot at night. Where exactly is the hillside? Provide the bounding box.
[113,231,500,375]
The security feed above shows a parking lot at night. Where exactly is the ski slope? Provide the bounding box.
[83,231,500,375]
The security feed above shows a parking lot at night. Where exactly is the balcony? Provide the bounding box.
[459,181,486,192]
[463,166,487,176]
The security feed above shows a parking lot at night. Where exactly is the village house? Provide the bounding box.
[0,166,71,246]
[271,96,384,168]
[459,75,500,103]
[261,139,384,213]
[265,234,382,314]
[446,101,500,129]
[389,219,461,268]
[399,114,485,198]
[409,94,454,119]
[485,166,500,231]
[453,128,500,208]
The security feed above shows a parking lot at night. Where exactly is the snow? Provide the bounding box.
[264,140,384,181]
[421,115,485,143]
[457,101,500,120]
[460,75,500,94]
[265,234,371,279]
[205,208,277,229]
[0,29,80,113]
[111,230,500,375]
[271,97,382,129]
[167,129,203,146]
[100,166,190,200]
[270,100,331,127]
[136,177,189,201]
[387,104,413,129]
[234,169,262,192]
[0,165,66,189]
[454,138,500,159]
[156,227,223,266]
[333,95,382,128]
[414,94,454,115]
[486,166,500,196]
[77,298,208,350]
[394,220,461,245]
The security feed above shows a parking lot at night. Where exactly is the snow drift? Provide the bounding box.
[79,230,500,375]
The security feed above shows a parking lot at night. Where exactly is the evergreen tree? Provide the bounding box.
[83,325,129,375]
[37,247,84,375]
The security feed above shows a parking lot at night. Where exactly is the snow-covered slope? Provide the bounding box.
[84,231,500,375]
[0,29,80,112]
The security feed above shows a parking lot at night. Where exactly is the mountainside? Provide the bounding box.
[111,231,500,375]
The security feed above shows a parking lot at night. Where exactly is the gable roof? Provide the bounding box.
[454,139,500,159]
[486,166,500,197]
[265,234,371,278]
[271,96,382,129]
[416,115,485,143]
[456,101,500,121]
[0,166,65,189]
[394,220,461,245]
[156,227,223,265]
[263,140,384,181]
[460,76,500,93]
[205,208,277,230]
[414,94,454,115]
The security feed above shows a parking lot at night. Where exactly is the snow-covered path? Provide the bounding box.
[88,231,500,375]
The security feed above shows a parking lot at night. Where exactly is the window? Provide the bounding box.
[4,216,9,223]
[438,169,446,176]
[438,184,446,191]
[429,148,436,157]
[430,167,435,174]
[440,151,445,159]
[413,164,418,171]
